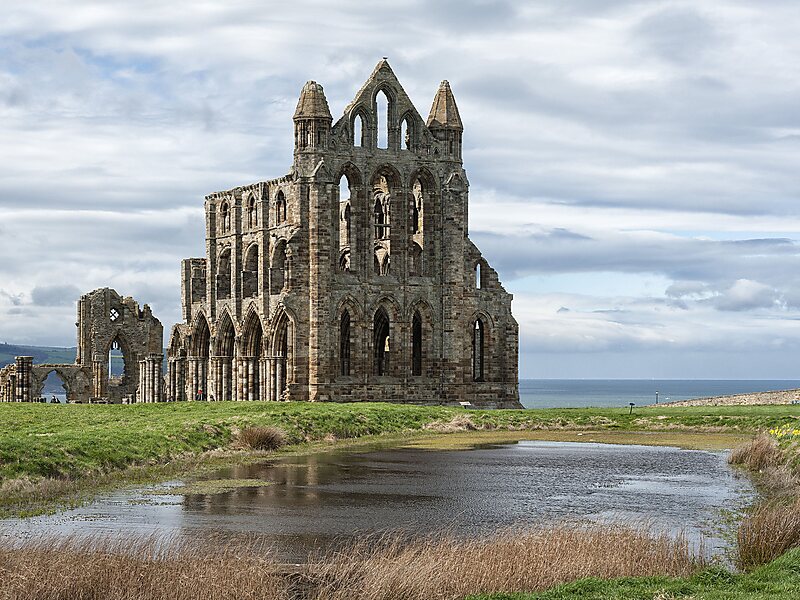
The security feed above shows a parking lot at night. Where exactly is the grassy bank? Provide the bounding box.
[1,401,798,516]
[468,548,800,600]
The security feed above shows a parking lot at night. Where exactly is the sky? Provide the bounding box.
[2,0,800,379]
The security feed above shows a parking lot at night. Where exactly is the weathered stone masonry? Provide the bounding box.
[0,288,163,403]
[167,60,521,408]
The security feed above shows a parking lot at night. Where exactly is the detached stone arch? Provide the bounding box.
[31,365,89,404]
[210,310,237,401]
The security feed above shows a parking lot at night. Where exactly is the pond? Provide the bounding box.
[0,440,754,561]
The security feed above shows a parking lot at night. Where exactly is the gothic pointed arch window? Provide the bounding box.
[373,307,390,376]
[376,90,389,149]
[401,115,412,150]
[216,248,232,300]
[353,113,364,147]
[472,319,485,382]
[340,310,351,376]
[275,191,287,224]
[475,262,482,289]
[243,244,259,297]
[220,202,231,233]
[248,197,257,229]
[412,311,422,376]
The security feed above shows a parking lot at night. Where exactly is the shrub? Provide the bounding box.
[729,433,783,472]
[737,499,800,570]
[238,426,287,451]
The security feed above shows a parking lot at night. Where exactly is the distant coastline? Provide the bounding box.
[658,388,800,407]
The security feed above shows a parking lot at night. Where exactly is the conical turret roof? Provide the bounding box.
[426,80,463,130]
[294,81,332,120]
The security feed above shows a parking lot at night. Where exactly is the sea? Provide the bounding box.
[44,379,800,408]
[519,379,800,409]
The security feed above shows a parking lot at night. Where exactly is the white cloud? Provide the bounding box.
[2,0,800,377]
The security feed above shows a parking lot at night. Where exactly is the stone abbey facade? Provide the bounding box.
[0,288,164,403]
[167,60,520,408]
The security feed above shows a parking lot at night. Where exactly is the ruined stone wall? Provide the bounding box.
[0,288,164,403]
[169,61,521,408]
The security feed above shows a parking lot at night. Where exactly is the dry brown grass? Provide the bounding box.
[238,426,288,451]
[737,499,800,571]
[422,414,481,433]
[0,535,288,600]
[304,525,704,600]
[728,433,784,472]
[0,525,704,600]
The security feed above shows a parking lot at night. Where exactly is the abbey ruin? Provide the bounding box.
[0,288,163,403]
[166,60,520,408]
[1,61,520,408]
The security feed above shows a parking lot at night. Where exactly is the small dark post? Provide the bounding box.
[629,402,635,415]
[655,391,659,404]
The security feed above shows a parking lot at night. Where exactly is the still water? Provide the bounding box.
[1,440,753,561]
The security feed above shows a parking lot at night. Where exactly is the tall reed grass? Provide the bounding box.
[729,433,800,570]
[0,526,704,600]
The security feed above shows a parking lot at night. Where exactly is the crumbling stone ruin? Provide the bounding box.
[167,60,521,408]
[0,288,163,403]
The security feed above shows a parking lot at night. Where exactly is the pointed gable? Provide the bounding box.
[333,59,431,142]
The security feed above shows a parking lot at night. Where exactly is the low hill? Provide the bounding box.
[0,343,76,368]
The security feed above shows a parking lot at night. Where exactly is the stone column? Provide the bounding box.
[92,354,105,400]
[14,357,33,403]
[258,358,267,401]
[266,357,275,401]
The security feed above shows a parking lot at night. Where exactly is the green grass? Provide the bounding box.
[1,401,798,482]
[468,547,800,600]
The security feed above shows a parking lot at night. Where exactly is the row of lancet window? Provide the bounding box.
[216,241,288,300]
[352,91,415,150]
[339,310,486,382]
[338,176,425,276]
[217,191,287,234]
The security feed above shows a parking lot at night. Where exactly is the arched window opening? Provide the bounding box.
[243,315,263,401]
[473,319,485,382]
[338,174,353,272]
[411,178,424,239]
[248,197,257,229]
[410,242,423,277]
[353,114,364,147]
[216,315,235,401]
[373,308,390,376]
[216,248,232,300]
[243,244,259,297]
[191,317,210,401]
[401,117,412,150]
[270,241,287,294]
[412,311,422,376]
[220,202,231,233]
[43,370,67,403]
[340,311,351,376]
[376,90,389,149]
[372,173,391,277]
[475,262,482,289]
[275,191,287,224]
[273,315,290,400]
[108,337,125,380]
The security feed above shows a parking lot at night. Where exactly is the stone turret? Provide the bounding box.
[427,80,463,160]
[294,80,332,155]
